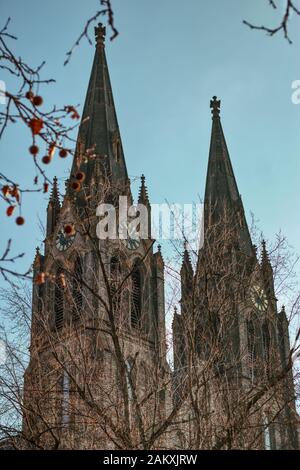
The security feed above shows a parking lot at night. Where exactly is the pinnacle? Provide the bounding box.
[138,174,150,205]
[49,176,60,207]
[261,239,270,265]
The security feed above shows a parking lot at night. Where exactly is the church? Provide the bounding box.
[21,24,299,450]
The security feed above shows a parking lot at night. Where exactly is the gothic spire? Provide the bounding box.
[261,239,270,265]
[46,177,60,236]
[138,174,151,239]
[138,174,150,205]
[203,96,253,255]
[49,176,60,207]
[181,242,193,299]
[181,241,193,275]
[260,239,275,300]
[71,23,129,197]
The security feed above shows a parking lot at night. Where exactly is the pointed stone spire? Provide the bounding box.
[278,305,289,362]
[260,239,275,302]
[203,96,253,255]
[33,247,41,268]
[70,22,129,199]
[49,176,60,206]
[138,174,151,239]
[155,243,164,263]
[181,241,193,274]
[261,239,270,265]
[47,177,60,236]
[181,241,193,299]
[33,247,44,273]
[279,305,287,318]
[138,174,150,205]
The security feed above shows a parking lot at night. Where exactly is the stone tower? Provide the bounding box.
[22,24,168,450]
[173,97,299,450]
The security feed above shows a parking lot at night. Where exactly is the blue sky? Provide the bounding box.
[1,0,300,283]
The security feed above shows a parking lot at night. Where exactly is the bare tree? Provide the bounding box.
[244,0,300,43]
[0,198,298,449]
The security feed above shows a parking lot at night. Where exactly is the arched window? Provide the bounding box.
[131,261,142,329]
[37,283,44,314]
[61,370,70,426]
[247,319,255,360]
[262,321,270,362]
[54,265,64,329]
[111,256,121,314]
[247,319,256,381]
[125,358,134,401]
[263,414,271,450]
[72,256,83,321]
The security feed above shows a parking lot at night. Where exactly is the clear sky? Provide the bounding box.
[1,0,300,286]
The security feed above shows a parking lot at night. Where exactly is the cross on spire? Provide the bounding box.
[95,23,106,47]
[210,96,221,118]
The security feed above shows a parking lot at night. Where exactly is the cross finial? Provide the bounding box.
[95,23,106,47]
[210,96,221,118]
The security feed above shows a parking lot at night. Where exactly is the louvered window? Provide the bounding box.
[262,321,270,362]
[247,319,256,382]
[61,371,70,426]
[54,266,64,329]
[111,256,121,314]
[72,257,83,321]
[131,263,141,328]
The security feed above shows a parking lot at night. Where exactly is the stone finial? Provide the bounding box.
[182,240,193,275]
[33,247,41,267]
[261,239,270,264]
[138,174,150,205]
[95,23,106,47]
[210,96,221,118]
[50,176,59,200]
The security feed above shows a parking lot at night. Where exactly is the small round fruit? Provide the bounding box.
[76,172,85,181]
[59,149,68,158]
[16,216,25,226]
[29,144,39,155]
[71,181,81,192]
[64,224,75,236]
[33,95,43,106]
[25,91,34,100]
[42,155,51,164]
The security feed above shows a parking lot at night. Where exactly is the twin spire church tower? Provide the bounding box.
[23,24,298,450]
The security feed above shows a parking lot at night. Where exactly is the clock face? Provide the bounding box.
[55,229,76,252]
[119,223,140,251]
[250,285,268,312]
